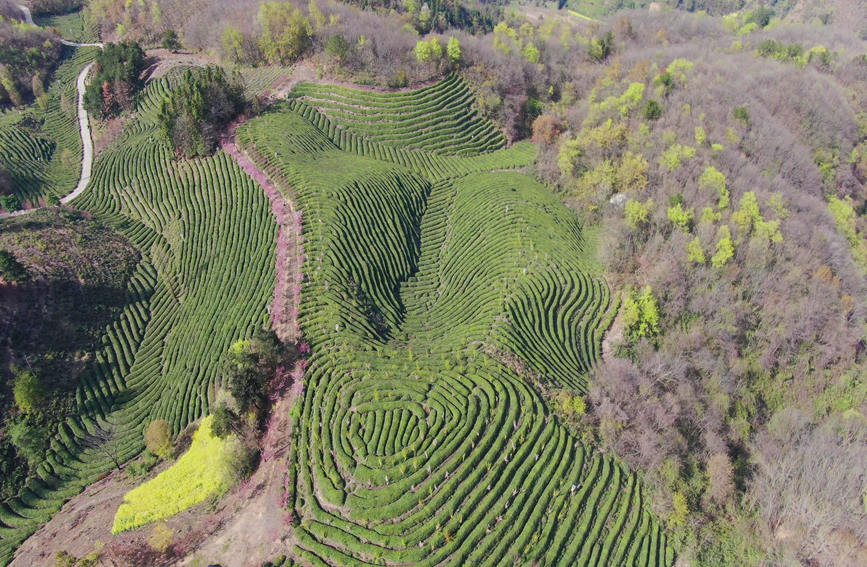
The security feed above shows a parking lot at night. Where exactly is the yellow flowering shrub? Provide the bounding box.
[112,415,241,533]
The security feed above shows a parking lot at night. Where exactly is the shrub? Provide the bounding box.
[148,522,173,553]
[0,249,28,283]
[144,420,173,460]
[622,286,660,341]
[643,100,662,120]
[161,30,181,52]
[446,36,461,63]
[0,194,21,212]
[733,106,750,126]
[13,370,44,414]
[625,198,653,229]
[324,34,349,61]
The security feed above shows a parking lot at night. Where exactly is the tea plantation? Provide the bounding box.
[237,78,673,566]
[0,70,277,564]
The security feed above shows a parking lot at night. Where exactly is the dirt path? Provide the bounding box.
[0,6,103,220]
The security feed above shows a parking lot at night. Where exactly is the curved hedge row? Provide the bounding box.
[238,81,675,566]
[290,74,506,157]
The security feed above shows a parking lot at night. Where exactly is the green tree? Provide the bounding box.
[711,225,735,268]
[161,30,181,52]
[223,328,282,411]
[222,24,246,63]
[622,286,660,341]
[642,99,661,120]
[588,31,614,62]
[446,36,461,63]
[307,0,326,31]
[733,105,750,126]
[667,202,694,232]
[158,66,244,158]
[625,198,653,229]
[414,39,432,62]
[211,403,240,439]
[687,237,706,264]
[82,42,146,118]
[13,370,44,414]
[0,249,28,283]
[325,34,349,61]
[258,1,312,65]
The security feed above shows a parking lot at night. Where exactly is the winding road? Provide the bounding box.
[0,6,103,219]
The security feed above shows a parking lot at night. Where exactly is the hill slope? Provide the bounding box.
[237,79,672,566]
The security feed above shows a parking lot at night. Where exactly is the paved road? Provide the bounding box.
[0,6,103,219]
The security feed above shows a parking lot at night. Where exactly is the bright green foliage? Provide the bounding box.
[622,286,660,341]
[687,237,705,264]
[699,166,729,209]
[112,416,241,533]
[258,1,312,64]
[731,191,782,244]
[668,492,689,530]
[492,21,518,54]
[828,196,867,267]
[667,203,694,232]
[221,24,246,63]
[412,39,434,62]
[592,83,645,121]
[236,76,674,566]
[712,225,735,268]
[701,206,721,224]
[625,198,653,229]
[555,390,587,416]
[558,137,582,177]
[0,249,28,283]
[12,371,44,414]
[659,144,695,171]
[699,166,726,193]
[694,125,707,146]
[522,42,540,63]
[144,420,173,460]
[616,152,649,193]
[446,36,461,63]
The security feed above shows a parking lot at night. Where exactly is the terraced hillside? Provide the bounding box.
[238,79,673,566]
[0,70,277,565]
[290,74,506,156]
